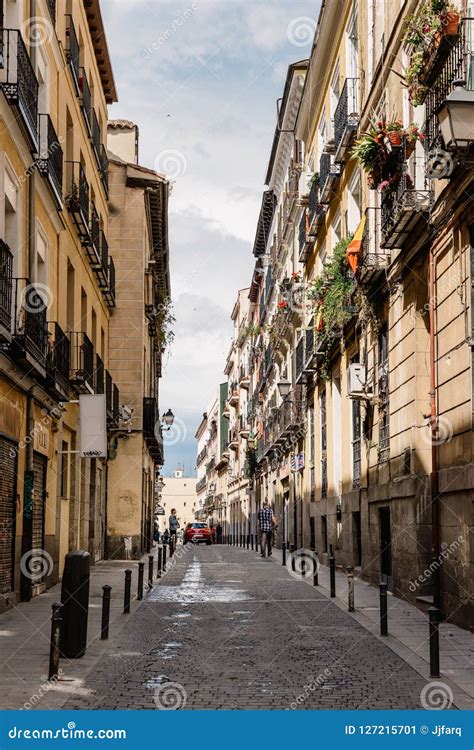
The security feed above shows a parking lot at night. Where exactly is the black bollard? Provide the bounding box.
[329,551,336,597]
[48,602,62,679]
[379,582,388,636]
[169,536,174,558]
[157,547,162,579]
[148,555,154,588]
[313,552,319,586]
[301,557,306,577]
[101,585,112,639]
[162,544,167,572]
[137,562,145,600]
[123,569,132,614]
[247,534,250,549]
[251,534,254,551]
[428,607,441,677]
[347,566,354,612]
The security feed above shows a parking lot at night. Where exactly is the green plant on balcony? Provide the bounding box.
[308,171,319,189]
[403,0,460,106]
[156,294,175,350]
[308,238,355,345]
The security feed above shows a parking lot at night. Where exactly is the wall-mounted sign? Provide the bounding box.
[79,395,107,458]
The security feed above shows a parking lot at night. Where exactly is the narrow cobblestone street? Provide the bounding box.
[63,546,434,710]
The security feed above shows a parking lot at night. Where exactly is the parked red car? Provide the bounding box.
[184,522,213,545]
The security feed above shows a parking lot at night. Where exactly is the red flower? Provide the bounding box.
[278,300,288,310]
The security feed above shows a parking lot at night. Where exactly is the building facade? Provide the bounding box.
[159,466,197,533]
[215,0,473,629]
[106,120,170,559]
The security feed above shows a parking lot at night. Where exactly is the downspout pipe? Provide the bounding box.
[429,243,442,615]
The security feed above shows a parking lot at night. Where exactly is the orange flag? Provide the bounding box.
[346,215,366,273]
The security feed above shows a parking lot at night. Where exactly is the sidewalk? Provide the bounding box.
[266,547,474,710]
[0,552,155,709]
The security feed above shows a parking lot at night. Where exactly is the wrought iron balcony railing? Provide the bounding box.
[47,0,56,23]
[37,114,63,206]
[424,19,473,152]
[0,240,13,336]
[295,335,305,383]
[99,144,109,195]
[65,15,80,94]
[95,229,109,289]
[305,319,314,370]
[334,78,359,160]
[105,369,113,416]
[319,152,342,203]
[104,257,116,308]
[80,68,92,136]
[95,353,104,394]
[47,322,70,395]
[358,207,390,283]
[91,108,101,167]
[65,161,90,242]
[88,203,101,265]
[143,396,159,439]
[197,446,207,466]
[69,331,94,391]
[196,476,207,493]
[0,29,39,148]
[12,279,49,369]
[381,151,433,249]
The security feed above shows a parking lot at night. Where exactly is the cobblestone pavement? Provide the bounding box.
[62,545,438,710]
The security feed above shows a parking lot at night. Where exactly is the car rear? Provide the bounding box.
[184,523,213,544]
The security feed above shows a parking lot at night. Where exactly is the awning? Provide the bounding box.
[346,215,366,273]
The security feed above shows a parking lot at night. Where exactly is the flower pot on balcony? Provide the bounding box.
[441,11,460,36]
[387,131,402,147]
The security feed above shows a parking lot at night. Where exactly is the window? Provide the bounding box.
[34,225,48,290]
[351,355,361,488]
[320,390,327,498]
[378,323,389,463]
[61,441,69,497]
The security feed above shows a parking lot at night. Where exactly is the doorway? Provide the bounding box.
[379,506,392,579]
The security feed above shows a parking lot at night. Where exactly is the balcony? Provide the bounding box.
[65,15,81,95]
[46,323,70,397]
[228,384,239,406]
[319,153,342,203]
[104,257,116,308]
[0,241,13,342]
[381,153,432,249]
[196,476,207,494]
[358,207,391,284]
[276,392,304,441]
[47,0,56,23]
[11,280,49,372]
[69,331,94,392]
[110,383,120,430]
[238,414,250,438]
[142,397,162,462]
[239,364,250,389]
[0,29,39,149]
[334,78,359,161]
[91,108,101,168]
[80,68,92,136]
[295,336,305,384]
[87,203,101,266]
[37,115,63,207]
[94,353,104,394]
[99,144,109,196]
[65,161,90,242]
[228,429,239,450]
[304,319,315,371]
[197,446,207,466]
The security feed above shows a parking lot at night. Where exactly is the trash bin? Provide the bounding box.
[60,550,91,658]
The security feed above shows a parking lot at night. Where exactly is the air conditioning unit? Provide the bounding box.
[347,363,367,398]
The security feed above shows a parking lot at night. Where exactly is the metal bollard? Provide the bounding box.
[123,569,132,614]
[379,582,388,636]
[329,552,336,597]
[313,552,319,586]
[162,544,167,572]
[301,557,306,577]
[101,585,112,640]
[137,562,145,600]
[247,534,250,549]
[428,607,441,677]
[169,536,174,558]
[346,566,354,612]
[250,534,254,550]
[148,555,154,588]
[282,542,286,566]
[157,547,162,579]
[48,602,62,679]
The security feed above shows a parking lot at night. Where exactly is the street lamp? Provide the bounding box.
[161,409,174,431]
[436,80,474,151]
[277,379,291,399]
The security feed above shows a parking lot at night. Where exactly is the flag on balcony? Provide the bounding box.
[346,215,366,273]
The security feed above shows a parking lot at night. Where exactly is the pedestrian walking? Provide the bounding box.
[258,501,277,558]
[169,509,180,542]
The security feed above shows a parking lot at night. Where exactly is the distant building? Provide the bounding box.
[159,467,197,532]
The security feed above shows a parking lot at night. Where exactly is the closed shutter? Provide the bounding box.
[32,453,47,559]
[0,438,17,594]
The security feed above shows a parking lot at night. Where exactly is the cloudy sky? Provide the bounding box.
[102,0,319,476]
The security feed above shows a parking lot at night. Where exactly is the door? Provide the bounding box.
[0,438,17,594]
[379,506,392,579]
[32,453,47,580]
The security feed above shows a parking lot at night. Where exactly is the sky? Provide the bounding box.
[101,0,319,476]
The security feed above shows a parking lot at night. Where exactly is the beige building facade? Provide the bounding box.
[159,467,197,533]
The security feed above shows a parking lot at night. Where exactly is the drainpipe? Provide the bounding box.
[429,242,442,615]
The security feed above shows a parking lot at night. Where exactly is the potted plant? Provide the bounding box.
[405,122,425,156]
[386,120,404,147]
[439,2,460,35]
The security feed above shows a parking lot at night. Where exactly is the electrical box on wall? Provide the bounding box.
[347,364,368,398]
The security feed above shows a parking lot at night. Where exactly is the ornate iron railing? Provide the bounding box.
[95,353,104,394]
[65,15,80,93]
[143,397,159,438]
[100,143,109,195]
[105,257,116,308]
[319,152,342,201]
[37,114,63,202]
[13,279,49,366]
[48,322,70,392]
[295,336,305,381]
[0,29,39,146]
[89,203,100,262]
[381,149,432,248]
[334,78,359,156]
[65,161,90,238]
[0,240,13,332]
[91,108,101,166]
[69,331,94,390]
[80,68,92,135]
